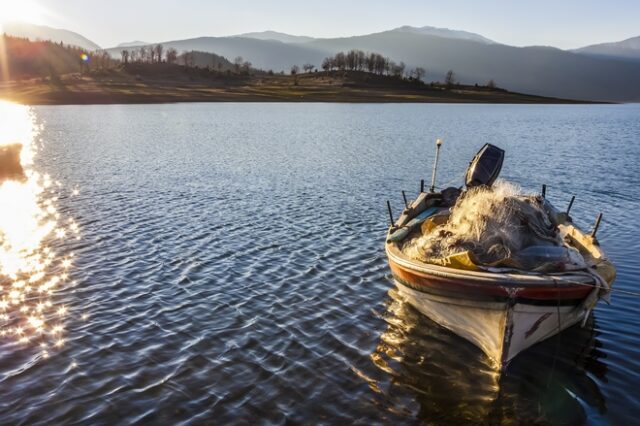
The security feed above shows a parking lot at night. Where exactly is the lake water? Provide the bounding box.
[1,103,639,424]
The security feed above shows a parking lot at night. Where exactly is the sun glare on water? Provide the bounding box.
[0,101,79,354]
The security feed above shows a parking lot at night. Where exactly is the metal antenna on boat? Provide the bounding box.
[430,139,443,192]
[386,201,395,226]
[401,191,408,208]
[566,195,575,215]
[591,212,603,238]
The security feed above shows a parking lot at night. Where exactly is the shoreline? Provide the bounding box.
[0,72,606,106]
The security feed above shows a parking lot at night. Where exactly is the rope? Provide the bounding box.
[433,174,464,191]
[551,278,640,298]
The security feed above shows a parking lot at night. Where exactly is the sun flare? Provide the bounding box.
[0,0,46,26]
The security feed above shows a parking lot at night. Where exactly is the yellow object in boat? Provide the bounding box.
[429,251,482,271]
[421,214,449,234]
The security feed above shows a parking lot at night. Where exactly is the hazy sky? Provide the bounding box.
[5,0,640,49]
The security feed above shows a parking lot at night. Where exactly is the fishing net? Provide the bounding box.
[402,181,585,271]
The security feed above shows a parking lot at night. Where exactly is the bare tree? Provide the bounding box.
[374,54,386,75]
[154,44,164,63]
[233,56,243,73]
[445,69,456,87]
[303,63,314,73]
[165,48,178,64]
[94,51,111,70]
[391,61,405,78]
[290,65,300,75]
[356,50,366,71]
[181,51,195,67]
[139,46,148,62]
[345,50,357,70]
[413,67,426,82]
[242,61,252,73]
[334,52,346,70]
[120,50,129,64]
[366,53,376,73]
[487,79,496,89]
[321,57,333,71]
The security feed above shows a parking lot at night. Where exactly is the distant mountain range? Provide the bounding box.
[4,22,640,101]
[573,36,640,61]
[116,40,150,48]
[236,31,314,44]
[1,22,101,51]
[391,25,495,44]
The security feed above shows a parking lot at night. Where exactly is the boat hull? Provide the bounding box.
[394,280,584,368]
[385,243,602,368]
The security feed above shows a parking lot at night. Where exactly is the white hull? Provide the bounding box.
[395,281,585,368]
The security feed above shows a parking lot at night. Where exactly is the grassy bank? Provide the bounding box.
[0,66,591,105]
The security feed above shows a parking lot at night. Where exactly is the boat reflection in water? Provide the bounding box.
[0,101,79,356]
[367,287,607,424]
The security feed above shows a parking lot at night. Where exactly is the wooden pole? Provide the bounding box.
[591,213,603,238]
[386,201,394,226]
[430,139,443,193]
[566,195,575,215]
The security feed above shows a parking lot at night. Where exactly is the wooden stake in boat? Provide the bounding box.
[386,200,395,227]
[420,179,425,193]
[401,191,408,208]
[566,195,576,215]
[430,139,443,193]
[591,212,603,238]
[541,184,547,198]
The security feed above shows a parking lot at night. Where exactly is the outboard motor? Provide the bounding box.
[465,143,505,188]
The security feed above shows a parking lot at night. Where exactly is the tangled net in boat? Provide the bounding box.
[402,181,582,270]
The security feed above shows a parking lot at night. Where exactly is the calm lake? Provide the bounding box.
[1,103,639,424]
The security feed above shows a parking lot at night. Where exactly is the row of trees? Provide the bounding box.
[318,50,426,81]
[232,56,253,74]
[120,45,254,74]
[120,44,179,65]
[96,43,495,87]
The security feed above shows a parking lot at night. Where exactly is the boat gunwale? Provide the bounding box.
[385,240,598,288]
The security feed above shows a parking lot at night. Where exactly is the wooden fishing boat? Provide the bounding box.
[384,143,615,369]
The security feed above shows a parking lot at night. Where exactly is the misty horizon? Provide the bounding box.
[1,0,639,50]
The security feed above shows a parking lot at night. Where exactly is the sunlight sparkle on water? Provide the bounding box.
[0,101,79,350]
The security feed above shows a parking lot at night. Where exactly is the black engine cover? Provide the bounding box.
[465,144,505,188]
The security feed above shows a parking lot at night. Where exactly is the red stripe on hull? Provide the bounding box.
[388,258,592,302]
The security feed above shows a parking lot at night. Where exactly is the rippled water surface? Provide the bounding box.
[1,103,639,424]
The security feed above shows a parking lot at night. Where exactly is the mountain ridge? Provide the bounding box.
[573,35,640,61]
[6,21,640,102]
[235,31,315,44]
[103,28,640,101]
[390,25,495,44]
[116,40,151,48]
[1,22,101,50]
